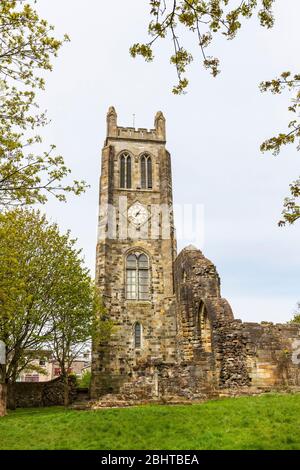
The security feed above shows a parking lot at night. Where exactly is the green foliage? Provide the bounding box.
[130,43,153,62]
[78,370,91,389]
[278,180,300,226]
[132,2,299,226]
[131,1,275,94]
[0,209,107,382]
[0,1,87,208]
[259,72,300,225]
[290,303,300,324]
[48,282,112,378]
[0,0,69,87]
[260,72,300,157]
[1,394,300,449]
[22,362,48,377]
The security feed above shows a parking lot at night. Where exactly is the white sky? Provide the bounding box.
[34,0,299,323]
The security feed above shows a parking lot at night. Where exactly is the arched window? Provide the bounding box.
[198,301,212,353]
[140,154,152,189]
[134,322,142,349]
[120,152,131,188]
[126,252,150,300]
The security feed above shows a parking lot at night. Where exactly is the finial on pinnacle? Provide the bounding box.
[107,106,117,116]
[154,111,166,140]
[106,106,117,137]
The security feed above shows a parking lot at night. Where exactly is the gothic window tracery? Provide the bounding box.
[120,152,131,188]
[126,252,150,300]
[140,154,152,189]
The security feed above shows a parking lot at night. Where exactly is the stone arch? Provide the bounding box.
[119,151,132,188]
[139,152,153,189]
[125,251,150,301]
[197,301,212,353]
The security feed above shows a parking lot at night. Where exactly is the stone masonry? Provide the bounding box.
[7,376,77,409]
[90,107,300,403]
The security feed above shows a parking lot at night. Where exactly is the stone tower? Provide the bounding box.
[91,107,300,403]
[91,107,177,397]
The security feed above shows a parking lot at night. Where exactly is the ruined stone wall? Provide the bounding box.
[173,246,233,369]
[173,246,300,395]
[7,376,77,409]
[242,322,300,389]
[95,244,299,403]
[207,320,300,392]
[99,361,218,403]
[213,319,251,389]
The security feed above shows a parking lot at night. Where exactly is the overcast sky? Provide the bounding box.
[34,0,299,323]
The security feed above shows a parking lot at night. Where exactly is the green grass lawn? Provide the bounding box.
[1,393,300,450]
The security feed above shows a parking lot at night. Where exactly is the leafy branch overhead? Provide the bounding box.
[260,72,300,155]
[130,0,275,94]
[0,1,87,208]
[132,1,299,226]
[290,302,300,324]
[0,0,69,88]
[260,72,300,226]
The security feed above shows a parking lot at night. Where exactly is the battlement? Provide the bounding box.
[106,106,166,142]
[116,126,157,140]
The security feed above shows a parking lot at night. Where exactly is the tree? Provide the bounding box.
[47,285,112,406]
[290,302,300,324]
[132,1,299,224]
[0,209,105,414]
[131,1,275,94]
[78,370,92,389]
[0,1,87,208]
[260,73,300,226]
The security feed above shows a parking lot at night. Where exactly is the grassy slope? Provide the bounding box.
[0,393,300,450]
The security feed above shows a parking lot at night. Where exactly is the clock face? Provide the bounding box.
[128,202,149,227]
